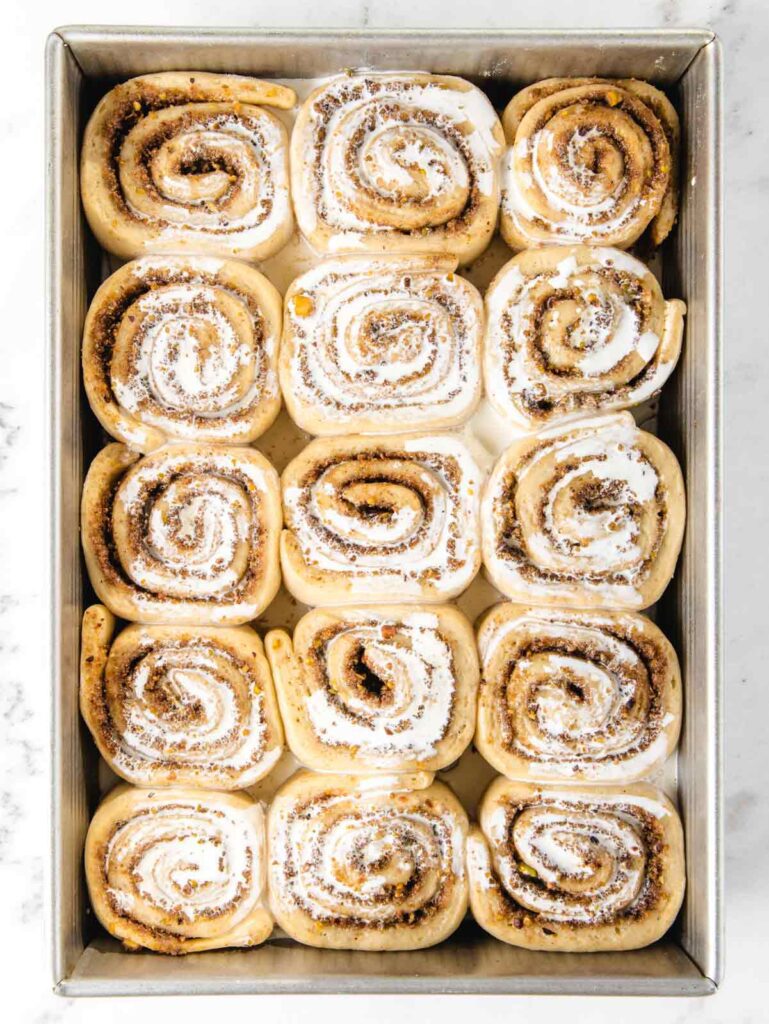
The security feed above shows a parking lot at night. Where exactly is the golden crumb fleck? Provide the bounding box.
[292,294,314,318]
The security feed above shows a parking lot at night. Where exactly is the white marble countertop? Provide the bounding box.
[0,0,762,1020]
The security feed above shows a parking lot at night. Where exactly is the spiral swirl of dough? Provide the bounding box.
[475,603,681,782]
[281,433,482,606]
[281,254,483,435]
[500,79,678,251]
[466,778,685,951]
[481,412,685,610]
[484,246,685,429]
[80,606,284,789]
[85,786,272,953]
[268,772,468,950]
[266,605,478,772]
[81,442,282,625]
[81,72,295,260]
[83,256,282,450]
[291,73,504,264]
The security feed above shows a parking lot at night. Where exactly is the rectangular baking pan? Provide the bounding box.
[46,25,723,996]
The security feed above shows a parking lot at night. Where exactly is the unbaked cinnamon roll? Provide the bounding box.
[268,771,468,950]
[467,777,685,951]
[484,246,685,430]
[81,442,281,625]
[85,784,273,953]
[280,255,483,435]
[280,433,482,605]
[265,605,478,773]
[83,257,282,451]
[475,603,681,782]
[291,73,505,265]
[80,605,284,789]
[500,78,679,250]
[481,412,685,610]
[81,72,295,260]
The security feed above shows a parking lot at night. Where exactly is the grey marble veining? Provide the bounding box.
[0,0,764,1020]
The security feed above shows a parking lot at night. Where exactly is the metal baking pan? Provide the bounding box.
[46,25,723,996]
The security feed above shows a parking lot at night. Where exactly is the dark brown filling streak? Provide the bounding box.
[90,266,267,418]
[311,80,484,236]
